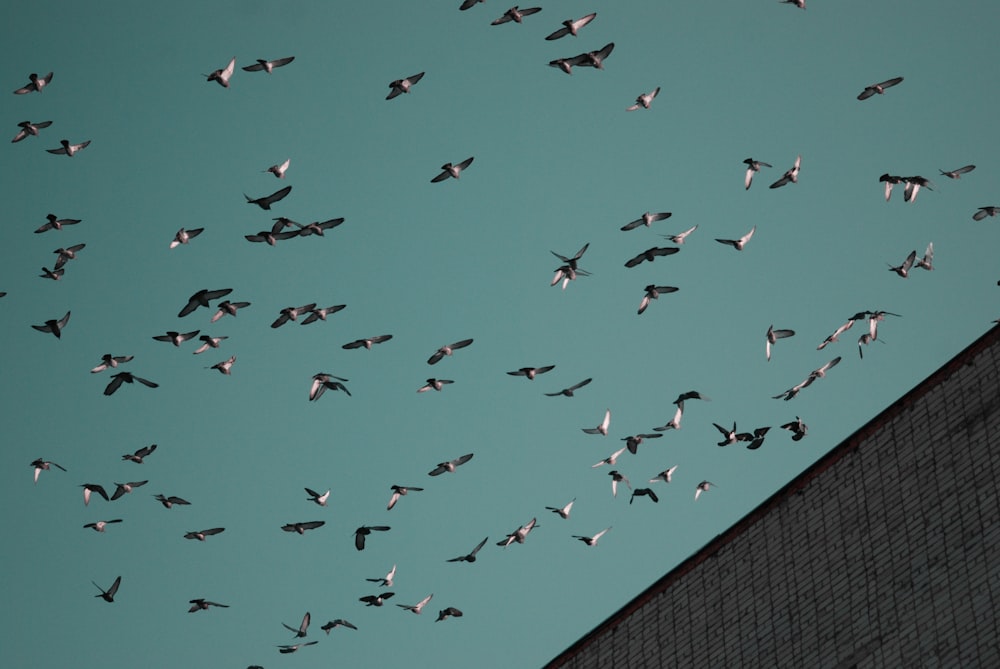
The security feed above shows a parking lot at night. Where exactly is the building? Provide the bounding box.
[546,327,1000,668]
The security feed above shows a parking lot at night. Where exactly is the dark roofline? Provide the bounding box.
[545,324,1000,669]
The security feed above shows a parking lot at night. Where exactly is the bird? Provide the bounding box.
[497,518,538,547]
[809,356,842,382]
[902,176,933,203]
[973,206,999,221]
[551,242,590,272]
[292,218,345,237]
[582,409,611,436]
[111,480,148,500]
[242,56,295,73]
[12,120,53,143]
[188,599,229,612]
[545,13,597,40]
[546,378,592,397]
[418,378,454,393]
[299,304,346,325]
[715,225,756,251]
[271,304,317,328]
[766,325,796,361]
[277,642,318,655]
[31,458,66,483]
[436,607,464,622]
[46,139,91,156]
[621,211,672,231]
[343,334,392,349]
[354,526,390,551]
[81,484,110,505]
[622,433,662,455]
[654,404,685,431]
[431,157,475,182]
[387,485,424,510]
[13,72,53,94]
[281,521,325,535]
[609,470,631,497]
[673,390,711,405]
[386,72,425,100]
[459,0,484,9]
[660,225,698,245]
[551,263,590,290]
[780,417,808,441]
[309,373,351,401]
[152,330,201,347]
[184,528,225,541]
[638,285,679,315]
[879,173,904,201]
[592,446,628,468]
[321,620,357,633]
[91,354,134,373]
[649,465,678,484]
[626,87,660,111]
[178,288,232,318]
[397,594,433,614]
[428,338,474,364]
[780,0,805,8]
[282,612,311,638]
[694,481,716,500]
[736,426,771,450]
[264,158,290,178]
[743,158,773,190]
[630,488,659,504]
[83,519,123,533]
[429,453,474,476]
[548,54,588,75]
[507,365,555,380]
[491,6,542,25]
[32,311,71,339]
[713,422,739,447]
[573,527,612,546]
[205,57,236,87]
[244,224,300,245]
[769,155,801,189]
[817,318,856,350]
[93,576,121,603]
[52,244,86,269]
[579,43,615,69]
[888,250,917,278]
[38,267,64,281]
[915,242,934,271]
[447,536,489,562]
[192,335,227,355]
[35,213,81,233]
[305,488,330,506]
[104,372,158,396]
[545,499,575,519]
[366,565,397,587]
[245,185,291,210]
[154,494,191,509]
[939,164,975,179]
[169,228,204,249]
[122,444,157,464]
[359,592,394,607]
[211,300,251,322]
[857,76,904,101]
[624,246,680,267]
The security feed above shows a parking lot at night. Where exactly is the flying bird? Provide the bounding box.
[736,426,771,450]
[264,158,290,178]
[83,519,123,533]
[111,480,148,500]
[281,521,325,535]
[32,311,71,339]
[46,139,91,156]
[12,119,52,143]
[694,481,716,500]
[91,354,134,374]
[431,157,475,182]
[81,484,110,505]
[245,185,291,210]
[52,244,86,269]
[902,176,933,203]
[428,453,474,476]
[169,227,204,249]
[210,300,251,322]
[715,225,756,251]
[13,72,53,94]
[915,242,934,271]
[292,218,345,237]
[154,494,191,509]
[624,246,680,267]
[545,499,575,519]
[579,42,615,69]
[245,224,300,245]
[766,325,796,361]
[271,303,317,328]
[305,488,330,506]
[879,173,904,201]
[608,470,630,497]
[888,250,917,278]
[122,444,157,464]
[621,211,671,231]
[649,465,678,484]
[622,433,662,455]
[309,373,351,401]
[769,155,801,189]
[321,619,357,633]
[448,536,489,562]
[184,527,225,541]
[397,594,434,614]
[178,288,232,318]
[282,612,311,638]
[630,488,659,504]
[592,446,628,468]
[638,285,679,315]
[35,213,81,233]
[343,334,393,349]
[359,592,394,607]
[548,54,588,75]
[188,599,229,612]
[39,266,64,281]
[387,72,425,100]
[104,372,158,396]
[674,390,711,405]
[626,87,660,111]
[93,576,121,603]
[417,378,454,393]
[780,416,809,441]
[491,6,542,25]
[654,404,684,431]
[507,365,555,380]
[939,164,975,179]
[428,338,474,364]
[573,527,612,546]
[278,642,317,655]
[387,485,424,510]
[582,409,611,436]
[973,206,999,222]
[301,304,347,324]
[713,422,739,447]
[436,607,464,622]
[205,57,236,87]
[192,335,227,354]
[545,13,597,40]
[242,56,295,73]
[366,564,396,587]
[545,378,592,397]
[152,330,201,347]
[743,158,772,190]
[354,525,390,551]
[660,225,698,245]
[497,518,538,547]
[31,458,66,483]
[780,0,805,8]
[459,0,484,8]
[857,76,904,100]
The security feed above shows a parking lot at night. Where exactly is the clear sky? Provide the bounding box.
[2,1,998,668]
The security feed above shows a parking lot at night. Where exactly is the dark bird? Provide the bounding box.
[545,13,597,40]
[579,42,615,69]
[13,72,53,94]
[90,354,134,374]
[436,607,464,622]
[497,518,538,547]
[857,76,904,100]
[507,365,555,380]
[188,599,229,612]
[272,303,317,328]
[428,338,474,364]
[184,527,225,541]
[292,218,345,237]
[549,54,588,75]
[205,57,235,87]
[769,155,801,189]
[169,227,204,249]
[244,185,292,210]
[939,164,975,179]
[902,176,933,203]
[35,213,80,233]
[428,453,474,476]
[193,335,227,355]
[343,334,393,350]
[81,484,110,505]
[93,576,121,603]
[674,390,710,405]
[52,243,86,269]
[492,6,542,25]
[622,433,662,455]
[431,157,475,182]
[545,377,592,397]
[780,416,808,441]
[621,211,671,231]
[624,246,679,267]
[713,422,739,447]
[46,139,90,157]
[888,250,917,278]
[281,521,325,535]
[743,158,772,190]
[387,72,425,100]
[447,536,489,562]
[154,494,191,509]
[211,300,251,322]
[39,267,63,281]
[973,206,999,221]
[418,378,454,393]
[301,304,347,325]
[122,444,156,464]
[309,373,351,401]
[354,525,390,551]
[359,592,394,607]
[245,223,300,245]
[608,470,630,497]
[321,619,357,633]
[551,242,590,272]
[638,285,679,315]
[630,488,659,504]
[111,480,148,501]
[12,119,53,143]
[242,56,295,73]
[178,288,232,318]
[879,173,904,201]
[277,642,317,655]
[282,612,311,638]
[152,330,201,347]
[387,485,423,510]
[305,488,330,506]
[736,426,771,450]
[32,311,71,339]
[31,458,66,483]
[83,519,123,533]
[104,372,158,396]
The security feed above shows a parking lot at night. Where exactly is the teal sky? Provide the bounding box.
[2,1,998,667]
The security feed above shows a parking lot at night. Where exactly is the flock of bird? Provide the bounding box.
[8,2,998,667]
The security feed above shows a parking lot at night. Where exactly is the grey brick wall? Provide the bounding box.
[548,329,1000,669]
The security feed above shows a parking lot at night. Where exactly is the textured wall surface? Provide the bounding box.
[548,329,1000,669]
